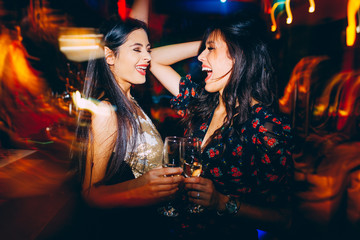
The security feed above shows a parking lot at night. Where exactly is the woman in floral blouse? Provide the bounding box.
[150,13,294,239]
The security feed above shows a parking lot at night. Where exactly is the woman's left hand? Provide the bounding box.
[184,176,221,209]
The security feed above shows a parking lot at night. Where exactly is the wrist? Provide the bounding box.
[216,194,229,212]
[216,195,240,216]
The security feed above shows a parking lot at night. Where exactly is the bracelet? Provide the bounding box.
[216,195,240,216]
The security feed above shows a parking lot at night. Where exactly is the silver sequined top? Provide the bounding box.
[125,100,163,178]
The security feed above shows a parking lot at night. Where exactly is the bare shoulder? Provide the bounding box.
[91,100,117,141]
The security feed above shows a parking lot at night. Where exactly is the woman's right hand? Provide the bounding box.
[135,167,184,203]
[81,167,184,208]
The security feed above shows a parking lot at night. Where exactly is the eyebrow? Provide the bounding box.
[206,40,215,45]
[130,43,151,47]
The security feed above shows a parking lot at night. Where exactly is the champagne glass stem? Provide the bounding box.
[183,137,204,214]
[157,136,184,217]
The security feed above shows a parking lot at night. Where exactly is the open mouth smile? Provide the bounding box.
[202,65,213,82]
[136,65,148,75]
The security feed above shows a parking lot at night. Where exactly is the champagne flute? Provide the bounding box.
[183,137,204,214]
[157,136,184,217]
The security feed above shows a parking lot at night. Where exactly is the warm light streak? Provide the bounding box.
[298,85,307,93]
[72,91,116,116]
[338,109,349,117]
[357,10,360,33]
[0,31,12,80]
[58,28,104,62]
[60,45,100,51]
[279,56,329,115]
[285,0,293,24]
[313,73,350,117]
[269,0,317,32]
[1,39,46,96]
[270,1,285,32]
[308,0,315,13]
[336,75,360,130]
[314,104,326,114]
[346,0,360,46]
[263,0,272,14]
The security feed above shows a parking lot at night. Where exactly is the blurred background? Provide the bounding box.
[0,0,359,239]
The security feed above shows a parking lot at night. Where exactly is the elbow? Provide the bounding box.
[80,186,143,208]
[149,61,161,74]
[81,189,101,208]
[81,188,113,209]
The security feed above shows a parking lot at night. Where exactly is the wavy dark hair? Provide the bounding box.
[184,13,277,140]
[72,17,149,187]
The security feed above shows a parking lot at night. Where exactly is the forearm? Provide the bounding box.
[216,194,292,232]
[150,41,201,96]
[82,178,155,208]
[82,167,184,208]
[151,41,201,66]
[129,0,149,24]
[235,201,292,232]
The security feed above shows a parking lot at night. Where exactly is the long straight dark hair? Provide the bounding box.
[184,13,277,139]
[72,17,149,187]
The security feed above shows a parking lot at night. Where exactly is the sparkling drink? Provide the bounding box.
[184,161,202,178]
[158,136,184,217]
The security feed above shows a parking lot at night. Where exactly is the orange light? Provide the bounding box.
[308,0,315,13]
[336,73,360,130]
[72,91,115,115]
[313,73,351,117]
[58,28,104,62]
[270,1,286,32]
[346,0,360,46]
[285,0,293,24]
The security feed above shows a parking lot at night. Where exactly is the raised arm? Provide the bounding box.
[150,41,201,96]
[129,0,149,25]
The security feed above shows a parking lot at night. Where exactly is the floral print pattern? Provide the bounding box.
[171,75,294,206]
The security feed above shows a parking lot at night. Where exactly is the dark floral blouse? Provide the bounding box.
[171,75,294,206]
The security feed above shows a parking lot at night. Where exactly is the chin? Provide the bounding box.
[205,83,217,93]
[205,87,216,93]
[132,78,146,85]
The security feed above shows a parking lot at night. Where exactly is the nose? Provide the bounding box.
[144,51,151,62]
[197,49,206,63]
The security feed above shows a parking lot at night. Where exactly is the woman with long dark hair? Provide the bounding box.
[71,16,183,239]
[150,13,294,239]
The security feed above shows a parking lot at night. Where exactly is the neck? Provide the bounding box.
[110,67,132,100]
[216,96,226,113]
[250,98,259,107]
[118,82,132,100]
